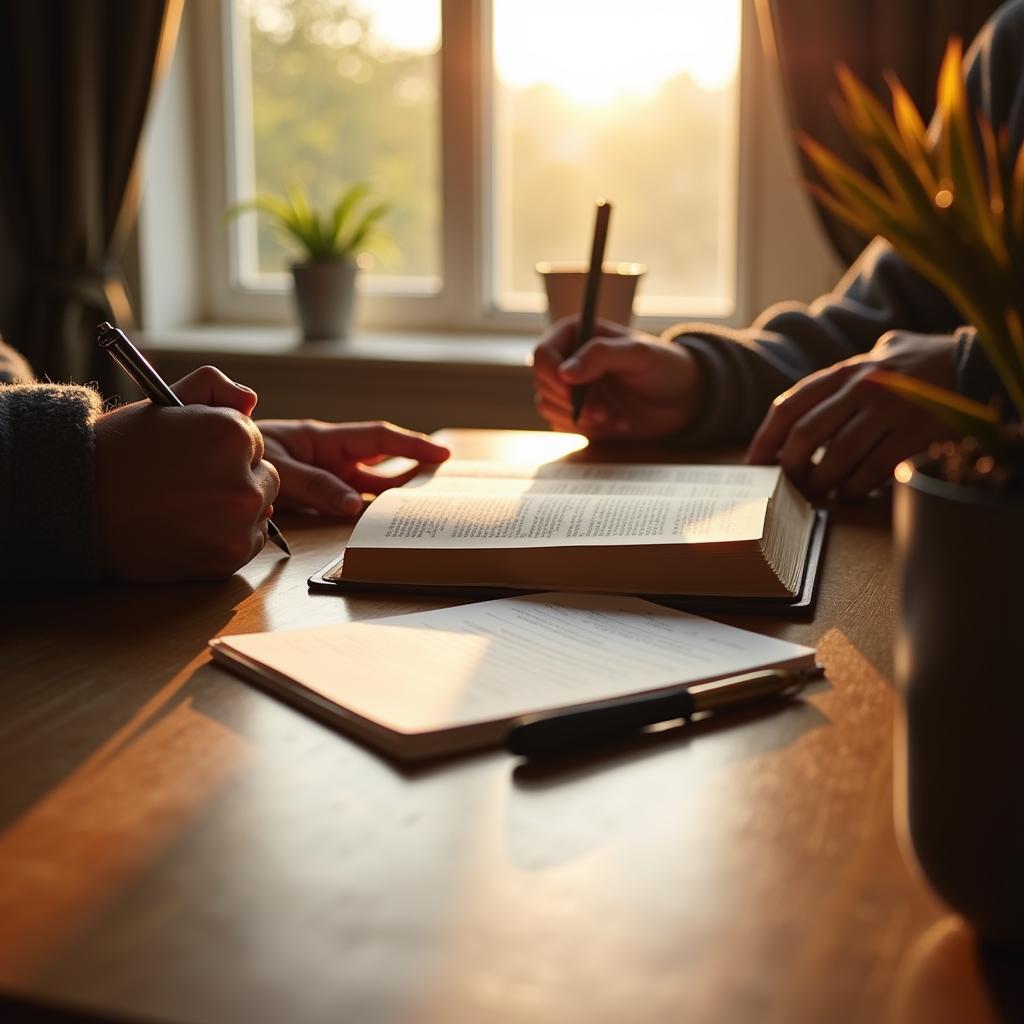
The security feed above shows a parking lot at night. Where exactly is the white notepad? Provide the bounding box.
[210,592,816,761]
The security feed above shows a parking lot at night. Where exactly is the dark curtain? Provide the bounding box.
[756,0,1004,264]
[0,0,183,388]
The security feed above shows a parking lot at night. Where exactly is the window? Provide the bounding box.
[237,0,443,292]
[490,1,740,317]
[177,0,752,333]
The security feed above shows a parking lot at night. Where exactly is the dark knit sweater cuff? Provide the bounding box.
[0,384,104,582]
[663,328,752,448]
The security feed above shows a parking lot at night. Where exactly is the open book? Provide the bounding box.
[312,459,823,607]
[210,592,818,761]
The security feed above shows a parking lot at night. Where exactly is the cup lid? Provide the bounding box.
[535,260,646,276]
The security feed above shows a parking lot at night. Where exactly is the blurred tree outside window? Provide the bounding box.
[236,0,740,317]
[241,0,441,287]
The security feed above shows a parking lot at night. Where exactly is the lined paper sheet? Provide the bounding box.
[215,593,815,735]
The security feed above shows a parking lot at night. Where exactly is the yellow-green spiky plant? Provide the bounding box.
[802,40,1024,481]
[227,181,391,264]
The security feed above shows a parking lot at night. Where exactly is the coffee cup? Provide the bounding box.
[536,261,645,327]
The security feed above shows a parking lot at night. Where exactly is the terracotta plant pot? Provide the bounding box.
[893,456,1024,943]
[291,261,358,340]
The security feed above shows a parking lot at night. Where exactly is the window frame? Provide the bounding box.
[180,0,755,336]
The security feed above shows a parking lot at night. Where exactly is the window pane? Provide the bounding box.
[237,0,441,288]
[492,0,741,316]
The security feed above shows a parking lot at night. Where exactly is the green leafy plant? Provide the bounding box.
[227,181,390,264]
[801,40,1024,486]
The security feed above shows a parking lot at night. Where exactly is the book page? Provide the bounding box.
[348,487,769,548]
[407,460,781,497]
[216,593,816,734]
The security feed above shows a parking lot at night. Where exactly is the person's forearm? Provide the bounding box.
[670,2,1024,448]
[665,239,963,446]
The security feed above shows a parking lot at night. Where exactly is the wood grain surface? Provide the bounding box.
[0,430,1014,1024]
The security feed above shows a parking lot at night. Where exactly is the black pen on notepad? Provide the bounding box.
[570,199,612,422]
[506,664,824,758]
[96,322,291,557]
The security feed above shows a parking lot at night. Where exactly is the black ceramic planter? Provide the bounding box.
[893,456,1024,942]
[291,260,358,340]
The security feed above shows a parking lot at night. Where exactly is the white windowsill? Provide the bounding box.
[134,324,542,430]
[137,324,536,374]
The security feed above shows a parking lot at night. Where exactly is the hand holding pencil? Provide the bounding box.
[532,200,702,439]
[92,323,449,583]
[92,359,286,582]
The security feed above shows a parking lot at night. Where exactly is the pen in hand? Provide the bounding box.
[570,199,612,423]
[96,322,292,557]
[506,665,823,758]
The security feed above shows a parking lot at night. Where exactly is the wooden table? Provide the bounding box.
[0,430,1014,1024]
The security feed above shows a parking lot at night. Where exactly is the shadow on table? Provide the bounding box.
[500,695,830,871]
[0,574,258,834]
[0,992,148,1024]
[720,496,897,685]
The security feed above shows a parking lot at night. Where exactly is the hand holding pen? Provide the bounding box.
[93,322,288,581]
[532,317,701,440]
[531,200,702,439]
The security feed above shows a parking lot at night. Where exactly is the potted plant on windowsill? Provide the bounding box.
[229,182,389,341]
[803,43,1024,942]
